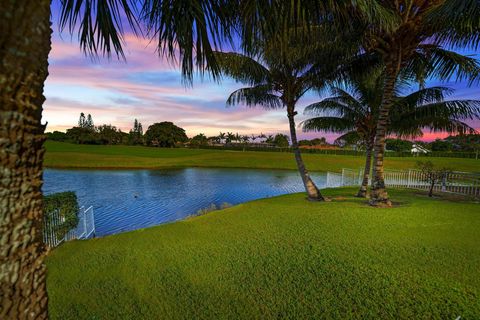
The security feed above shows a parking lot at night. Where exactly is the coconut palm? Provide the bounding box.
[357,0,480,206]
[303,76,480,198]
[214,26,355,200]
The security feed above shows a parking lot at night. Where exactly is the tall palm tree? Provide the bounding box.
[214,27,354,200]
[303,76,480,198]
[357,0,480,206]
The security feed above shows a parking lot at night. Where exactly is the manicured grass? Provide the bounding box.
[47,188,480,319]
[44,141,480,173]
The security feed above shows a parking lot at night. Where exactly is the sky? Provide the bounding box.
[43,9,480,143]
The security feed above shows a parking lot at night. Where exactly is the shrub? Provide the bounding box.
[43,192,80,239]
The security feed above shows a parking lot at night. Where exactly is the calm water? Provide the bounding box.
[43,168,327,236]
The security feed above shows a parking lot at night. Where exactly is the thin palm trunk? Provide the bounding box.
[357,143,373,198]
[0,0,51,318]
[287,109,324,201]
[370,66,399,207]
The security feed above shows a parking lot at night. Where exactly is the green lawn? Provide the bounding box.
[47,188,480,319]
[44,141,480,173]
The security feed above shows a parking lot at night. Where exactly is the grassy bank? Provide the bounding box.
[47,188,480,319]
[44,141,480,172]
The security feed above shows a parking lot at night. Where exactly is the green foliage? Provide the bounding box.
[65,127,99,145]
[46,131,67,142]
[128,119,144,145]
[385,139,413,152]
[145,122,188,147]
[445,134,480,152]
[96,124,126,145]
[43,192,79,239]
[272,134,289,147]
[47,189,480,319]
[189,134,209,147]
[429,139,453,152]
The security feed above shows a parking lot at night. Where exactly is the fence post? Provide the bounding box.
[407,169,412,188]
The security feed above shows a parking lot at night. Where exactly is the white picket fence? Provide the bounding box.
[43,205,95,248]
[326,168,480,197]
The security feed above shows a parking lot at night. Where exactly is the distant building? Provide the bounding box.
[411,143,430,155]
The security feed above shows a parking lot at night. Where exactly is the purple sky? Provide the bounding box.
[43,13,480,142]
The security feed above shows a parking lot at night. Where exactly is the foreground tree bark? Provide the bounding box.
[356,142,373,198]
[287,108,324,201]
[370,64,399,207]
[0,0,52,318]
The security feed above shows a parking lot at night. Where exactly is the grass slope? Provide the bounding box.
[47,188,480,319]
[44,141,480,173]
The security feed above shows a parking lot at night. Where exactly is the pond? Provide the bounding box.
[43,168,327,236]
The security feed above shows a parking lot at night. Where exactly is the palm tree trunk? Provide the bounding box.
[0,1,51,318]
[370,65,399,207]
[356,143,373,198]
[287,110,324,201]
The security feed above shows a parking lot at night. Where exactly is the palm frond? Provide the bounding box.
[301,117,355,133]
[214,51,271,85]
[59,0,140,59]
[415,45,480,84]
[226,85,282,109]
[141,0,235,81]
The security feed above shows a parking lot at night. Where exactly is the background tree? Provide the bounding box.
[385,139,413,152]
[213,25,357,200]
[128,119,144,145]
[189,133,209,147]
[145,122,188,148]
[358,0,480,206]
[96,124,125,145]
[416,161,451,197]
[273,134,290,148]
[78,112,86,127]
[303,77,479,198]
[46,131,67,142]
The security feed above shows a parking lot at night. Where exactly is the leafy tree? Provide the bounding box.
[145,122,188,147]
[310,137,327,146]
[189,133,209,147]
[356,0,480,206]
[303,76,479,197]
[429,139,453,151]
[96,124,125,145]
[385,139,413,152]
[65,127,99,144]
[416,161,451,197]
[273,134,289,147]
[298,140,312,146]
[46,131,67,142]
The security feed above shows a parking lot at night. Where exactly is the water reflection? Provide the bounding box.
[43,168,327,236]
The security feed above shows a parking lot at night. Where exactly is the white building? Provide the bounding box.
[411,143,430,155]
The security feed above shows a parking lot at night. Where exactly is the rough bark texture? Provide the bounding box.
[356,144,373,198]
[370,65,399,207]
[0,0,51,318]
[287,110,324,201]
